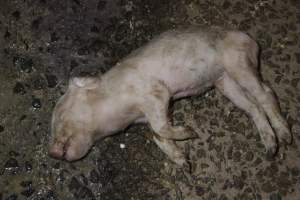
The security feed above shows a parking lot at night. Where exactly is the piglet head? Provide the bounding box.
[49,76,102,161]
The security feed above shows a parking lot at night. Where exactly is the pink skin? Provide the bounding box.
[49,141,65,159]
[49,134,93,161]
[49,27,291,166]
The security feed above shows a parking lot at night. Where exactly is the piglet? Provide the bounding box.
[49,27,291,167]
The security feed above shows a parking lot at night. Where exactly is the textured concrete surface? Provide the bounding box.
[0,0,300,199]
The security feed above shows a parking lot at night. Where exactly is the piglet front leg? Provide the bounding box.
[138,81,198,141]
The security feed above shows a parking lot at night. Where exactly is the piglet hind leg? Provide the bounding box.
[227,66,292,145]
[260,83,292,144]
[138,81,198,141]
[221,32,292,146]
[215,74,278,158]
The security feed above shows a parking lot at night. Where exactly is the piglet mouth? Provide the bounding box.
[49,138,91,162]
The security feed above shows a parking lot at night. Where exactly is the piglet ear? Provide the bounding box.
[70,77,100,89]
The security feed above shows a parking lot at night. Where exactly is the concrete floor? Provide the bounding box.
[0,0,300,199]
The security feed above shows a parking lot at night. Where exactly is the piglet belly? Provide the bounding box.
[162,61,224,97]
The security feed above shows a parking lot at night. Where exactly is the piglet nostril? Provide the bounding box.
[49,143,65,160]
[49,148,63,159]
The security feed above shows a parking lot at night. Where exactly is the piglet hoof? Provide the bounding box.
[185,126,199,140]
[278,129,293,145]
[174,155,193,174]
[265,145,278,161]
[172,154,192,173]
[182,160,192,174]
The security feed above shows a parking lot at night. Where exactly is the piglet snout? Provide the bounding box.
[49,135,92,161]
[49,141,65,160]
